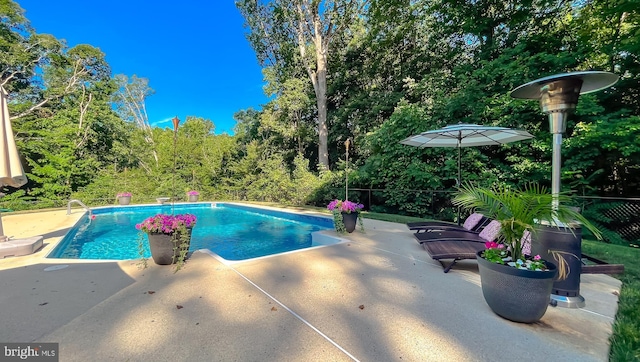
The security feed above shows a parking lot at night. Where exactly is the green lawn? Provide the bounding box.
[582,240,640,361]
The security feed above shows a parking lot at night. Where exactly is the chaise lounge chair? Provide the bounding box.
[415,220,502,273]
[407,213,489,233]
[414,220,501,244]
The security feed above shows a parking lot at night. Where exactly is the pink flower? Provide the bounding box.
[137,213,197,234]
[484,241,499,249]
[534,255,541,261]
[327,199,364,213]
[91,215,96,220]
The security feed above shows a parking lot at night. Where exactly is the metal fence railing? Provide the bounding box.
[321,188,640,246]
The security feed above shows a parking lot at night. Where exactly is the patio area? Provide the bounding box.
[0,207,621,361]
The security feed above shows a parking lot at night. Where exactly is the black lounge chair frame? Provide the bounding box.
[407,214,490,233]
[422,240,486,273]
[415,220,502,273]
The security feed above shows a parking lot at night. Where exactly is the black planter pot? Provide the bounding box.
[341,212,358,233]
[147,228,192,265]
[531,223,583,300]
[476,251,557,323]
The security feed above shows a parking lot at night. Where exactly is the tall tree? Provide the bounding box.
[261,68,315,159]
[237,0,365,168]
[111,74,158,169]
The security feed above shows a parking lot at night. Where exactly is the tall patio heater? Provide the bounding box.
[510,71,618,308]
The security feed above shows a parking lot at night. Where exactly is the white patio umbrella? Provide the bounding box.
[0,86,28,242]
[400,123,534,223]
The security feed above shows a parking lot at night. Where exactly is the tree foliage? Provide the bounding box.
[1,0,639,356]
[1,0,638,209]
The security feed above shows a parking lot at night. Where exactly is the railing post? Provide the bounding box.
[431,191,435,215]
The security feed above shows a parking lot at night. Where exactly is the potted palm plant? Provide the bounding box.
[453,182,601,323]
[136,213,197,272]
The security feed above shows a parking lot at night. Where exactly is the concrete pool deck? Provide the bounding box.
[0,206,622,361]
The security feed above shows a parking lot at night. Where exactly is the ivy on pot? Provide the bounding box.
[327,199,365,233]
[136,213,197,272]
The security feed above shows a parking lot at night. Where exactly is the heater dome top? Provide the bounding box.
[510,71,618,99]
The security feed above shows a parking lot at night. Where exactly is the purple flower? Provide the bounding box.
[327,199,364,213]
[137,213,197,234]
[187,191,199,196]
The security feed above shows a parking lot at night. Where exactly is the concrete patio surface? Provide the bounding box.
[0,207,622,361]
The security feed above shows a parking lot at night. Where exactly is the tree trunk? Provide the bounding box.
[294,1,330,169]
[316,53,329,168]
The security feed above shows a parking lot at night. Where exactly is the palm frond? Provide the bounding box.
[453,181,603,263]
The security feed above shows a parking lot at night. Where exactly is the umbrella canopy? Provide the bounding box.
[400,123,534,224]
[0,86,26,188]
[400,123,534,149]
[0,86,28,241]
[400,123,534,185]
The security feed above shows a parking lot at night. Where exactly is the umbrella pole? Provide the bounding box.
[457,147,461,225]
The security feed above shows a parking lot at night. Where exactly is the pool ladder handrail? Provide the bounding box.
[67,199,92,217]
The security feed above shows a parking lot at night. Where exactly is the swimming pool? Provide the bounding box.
[48,203,336,261]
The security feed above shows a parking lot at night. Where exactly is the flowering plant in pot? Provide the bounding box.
[186,190,199,202]
[116,192,132,205]
[482,241,547,271]
[327,199,364,233]
[453,182,601,323]
[453,182,601,275]
[136,213,197,272]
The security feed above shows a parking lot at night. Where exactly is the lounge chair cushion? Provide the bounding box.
[462,213,484,231]
[407,213,488,233]
[521,230,531,255]
[413,220,502,244]
[478,220,501,242]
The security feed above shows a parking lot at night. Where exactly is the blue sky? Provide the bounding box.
[16,0,269,134]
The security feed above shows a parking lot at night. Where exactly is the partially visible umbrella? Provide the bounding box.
[0,86,28,242]
[400,123,534,223]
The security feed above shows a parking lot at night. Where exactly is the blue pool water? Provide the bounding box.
[48,203,334,261]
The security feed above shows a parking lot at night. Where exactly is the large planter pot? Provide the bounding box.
[188,194,199,202]
[147,228,192,265]
[476,251,557,323]
[118,196,131,205]
[341,212,359,233]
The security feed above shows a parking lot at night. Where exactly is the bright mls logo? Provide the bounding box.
[1,343,58,361]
